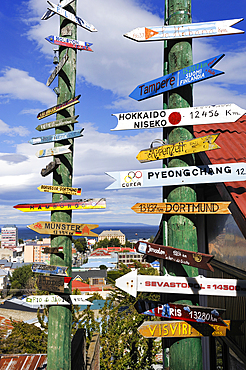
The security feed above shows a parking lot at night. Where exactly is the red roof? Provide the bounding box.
[0,354,47,370]
[193,114,246,233]
[72,280,104,292]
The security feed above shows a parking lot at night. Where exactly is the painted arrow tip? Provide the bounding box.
[115,269,138,297]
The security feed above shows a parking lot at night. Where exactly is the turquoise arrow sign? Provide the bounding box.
[129,54,225,101]
[29,129,84,145]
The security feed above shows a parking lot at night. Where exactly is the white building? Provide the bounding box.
[98,230,126,245]
[1,225,18,250]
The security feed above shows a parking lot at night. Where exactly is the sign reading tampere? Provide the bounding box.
[136,134,220,162]
[28,221,99,237]
[135,240,214,271]
[129,54,224,101]
[131,202,231,214]
[111,104,245,131]
[124,18,244,42]
[115,270,246,298]
[105,163,246,190]
[46,35,93,51]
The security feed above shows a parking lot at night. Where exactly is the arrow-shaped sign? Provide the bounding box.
[131,202,231,215]
[46,35,93,51]
[25,295,93,306]
[36,275,72,293]
[129,54,224,101]
[111,104,245,131]
[42,247,64,254]
[134,299,226,326]
[14,198,106,212]
[105,163,246,190]
[38,184,81,196]
[31,263,68,276]
[29,129,84,145]
[115,270,246,298]
[47,1,97,32]
[137,134,220,163]
[137,320,230,338]
[27,221,99,237]
[46,49,69,86]
[41,0,75,20]
[135,240,214,271]
[41,158,61,177]
[37,95,80,120]
[36,145,71,158]
[36,115,79,132]
[124,19,244,42]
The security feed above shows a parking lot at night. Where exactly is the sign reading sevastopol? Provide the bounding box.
[129,54,224,101]
[105,163,246,190]
[111,104,245,131]
[124,19,244,42]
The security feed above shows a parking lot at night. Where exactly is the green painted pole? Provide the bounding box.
[47,1,77,369]
[164,0,203,368]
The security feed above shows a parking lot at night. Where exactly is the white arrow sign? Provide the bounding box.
[105,163,246,190]
[111,104,245,131]
[115,270,246,298]
[124,19,244,42]
[24,295,93,306]
[41,0,74,20]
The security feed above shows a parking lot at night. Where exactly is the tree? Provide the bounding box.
[72,237,87,253]
[9,264,34,295]
[148,235,155,243]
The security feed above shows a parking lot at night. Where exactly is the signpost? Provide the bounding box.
[37,275,72,293]
[14,198,106,212]
[136,134,220,162]
[27,221,99,237]
[46,35,93,51]
[29,129,84,145]
[134,300,226,326]
[105,163,246,190]
[41,158,61,177]
[42,247,63,254]
[31,263,68,276]
[135,240,214,271]
[38,184,81,195]
[46,49,69,86]
[137,320,230,338]
[115,270,246,298]
[36,115,79,132]
[129,54,224,101]
[37,95,80,120]
[24,295,93,306]
[111,104,245,131]
[46,1,98,32]
[124,19,244,42]
[36,145,71,158]
[131,201,231,215]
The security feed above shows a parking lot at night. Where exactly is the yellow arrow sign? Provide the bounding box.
[136,134,220,163]
[138,320,230,338]
[131,202,231,214]
[27,221,98,237]
[38,185,82,196]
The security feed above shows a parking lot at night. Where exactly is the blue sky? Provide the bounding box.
[0,0,245,226]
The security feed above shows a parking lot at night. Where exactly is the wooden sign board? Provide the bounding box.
[129,54,224,101]
[28,221,98,237]
[138,320,230,338]
[29,129,84,145]
[38,185,82,196]
[105,163,246,190]
[31,263,68,276]
[47,1,97,32]
[135,240,214,271]
[36,145,71,158]
[14,198,106,212]
[115,270,246,298]
[42,247,63,254]
[131,202,231,215]
[137,134,220,162]
[37,95,80,120]
[111,104,245,131]
[36,115,79,132]
[134,300,226,326]
[41,158,61,177]
[36,275,71,293]
[124,19,244,42]
[46,35,93,51]
[46,49,69,86]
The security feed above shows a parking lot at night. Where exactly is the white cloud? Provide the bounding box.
[0,118,30,137]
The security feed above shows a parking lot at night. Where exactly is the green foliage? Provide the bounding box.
[107,264,130,283]
[72,237,87,253]
[9,264,34,294]
[0,321,47,354]
[148,235,155,243]
[99,265,107,270]
[95,237,122,249]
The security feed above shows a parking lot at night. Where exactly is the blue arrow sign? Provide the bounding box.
[129,54,225,101]
[29,129,84,145]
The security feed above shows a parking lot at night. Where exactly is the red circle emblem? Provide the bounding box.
[168,112,182,125]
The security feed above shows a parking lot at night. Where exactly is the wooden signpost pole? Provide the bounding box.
[47,1,77,369]
[163,0,203,368]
